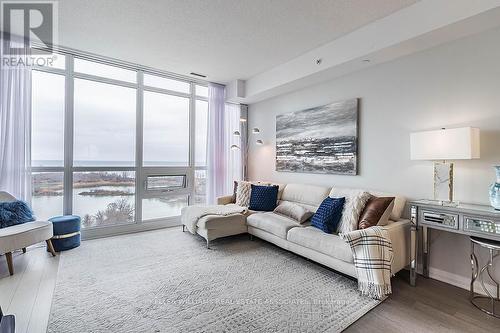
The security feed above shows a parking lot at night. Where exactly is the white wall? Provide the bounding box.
[247,26,500,289]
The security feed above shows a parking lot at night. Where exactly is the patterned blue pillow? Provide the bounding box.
[0,201,35,228]
[249,185,279,211]
[311,197,345,233]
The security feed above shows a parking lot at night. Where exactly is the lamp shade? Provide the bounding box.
[410,127,480,160]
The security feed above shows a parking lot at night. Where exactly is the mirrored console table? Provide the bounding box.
[409,200,500,286]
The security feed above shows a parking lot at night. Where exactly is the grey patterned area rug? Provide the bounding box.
[48,228,382,333]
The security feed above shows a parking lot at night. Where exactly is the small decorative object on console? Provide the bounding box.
[489,165,500,210]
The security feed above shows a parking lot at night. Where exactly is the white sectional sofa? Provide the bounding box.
[186,183,411,279]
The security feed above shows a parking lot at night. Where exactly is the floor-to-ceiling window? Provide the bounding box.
[31,52,209,232]
[31,69,65,220]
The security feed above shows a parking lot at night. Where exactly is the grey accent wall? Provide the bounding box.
[247,26,500,287]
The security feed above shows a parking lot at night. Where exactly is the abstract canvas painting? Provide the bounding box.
[276,99,358,175]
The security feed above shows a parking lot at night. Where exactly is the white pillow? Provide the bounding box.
[235,180,274,207]
[235,181,252,207]
[274,202,313,223]
[330,188,371,233]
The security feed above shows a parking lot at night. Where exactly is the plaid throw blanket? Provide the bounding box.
[340,226,393,299]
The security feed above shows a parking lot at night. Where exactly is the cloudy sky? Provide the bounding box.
[276,99,358,141]
[32,71,208,167]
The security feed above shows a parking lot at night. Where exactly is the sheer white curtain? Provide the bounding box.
[225,103,243,186]
[0,35,32,201]
[206,83,227,204]
[206,84,243,204]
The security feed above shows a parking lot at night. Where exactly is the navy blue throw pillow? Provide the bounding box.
[0,201,35,229]
[249,185,279,211]
[311,197,345,234]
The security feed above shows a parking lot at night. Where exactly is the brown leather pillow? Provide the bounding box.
[358,196,395,229]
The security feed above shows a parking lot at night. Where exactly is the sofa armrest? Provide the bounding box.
[217,195,234,205]
[382,219,411,274]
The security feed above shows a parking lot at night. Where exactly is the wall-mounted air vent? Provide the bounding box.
[190,72,206,78]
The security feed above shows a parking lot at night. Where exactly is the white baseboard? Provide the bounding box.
[428,267,496,296]
[82,217,181,240]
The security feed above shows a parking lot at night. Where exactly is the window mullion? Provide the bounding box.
[188,82,196,206]
[63,54,74,215]
[135,71,144,223]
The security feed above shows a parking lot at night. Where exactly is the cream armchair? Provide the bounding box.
[0,191,56,276]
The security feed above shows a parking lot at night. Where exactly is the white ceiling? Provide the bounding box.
[58,0,419,83]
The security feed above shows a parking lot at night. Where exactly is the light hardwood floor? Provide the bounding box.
[0,244,59,333]
[347,272,500,332]
[0,233,499,333]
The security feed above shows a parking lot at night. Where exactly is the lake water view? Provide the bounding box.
[31,170,205,227]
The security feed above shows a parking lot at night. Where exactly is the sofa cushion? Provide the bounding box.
[255,181,286,200]
[329,187,406,222]
[0,201,35,228]
[197,214,246,230]
[358,196,395,229]
[287,226,354,264]
[329,188,371,234]
[235,181,253,206]
[249,185,279,211]
[369,190,406,221]
[311,197,345,233]
[273,202,313,223]
[280,183,331,207]
[246,212,303,239]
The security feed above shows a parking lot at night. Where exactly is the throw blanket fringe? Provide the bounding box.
[357,281,392,300]
[181,204,247,234]
[340,226,393,300]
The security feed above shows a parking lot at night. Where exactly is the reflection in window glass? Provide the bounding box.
[143,91,189,166]
[73,171,135,228]
[195,85,208,98]
[73,79,136,166]
[144,74,190,94]
[32,71,65,167]
[32,172,64,220]
[142,195,188,220]
[195,100,208,166]
[74,58,136,83]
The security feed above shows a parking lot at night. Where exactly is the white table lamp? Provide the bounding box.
[410,127,480,203]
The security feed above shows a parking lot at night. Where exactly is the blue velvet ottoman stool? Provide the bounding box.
[48,215,81,252]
